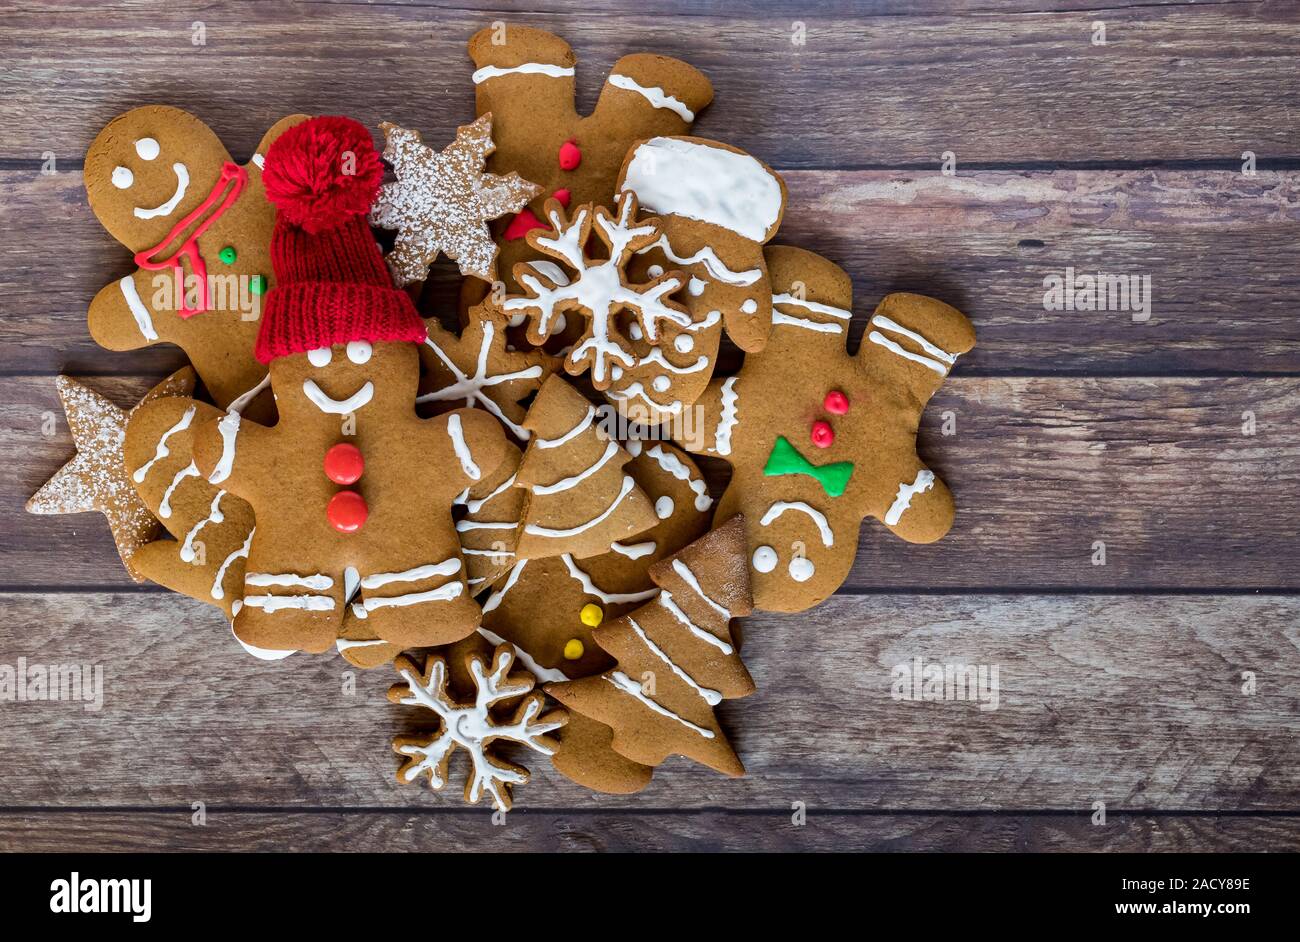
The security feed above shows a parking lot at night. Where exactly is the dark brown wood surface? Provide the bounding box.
[1,0,1297,853]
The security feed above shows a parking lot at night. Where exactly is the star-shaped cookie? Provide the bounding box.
[370,115,541,284]
[26,368,195,581]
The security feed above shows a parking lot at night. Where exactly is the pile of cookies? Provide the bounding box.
[29,25,975,809]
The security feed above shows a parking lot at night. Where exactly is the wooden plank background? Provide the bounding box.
[1,0,1298,852]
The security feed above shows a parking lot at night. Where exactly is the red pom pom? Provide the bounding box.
[262,116,382,235]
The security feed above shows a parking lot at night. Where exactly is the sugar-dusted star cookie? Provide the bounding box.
[370,115,542,285]
[26,368,196,581]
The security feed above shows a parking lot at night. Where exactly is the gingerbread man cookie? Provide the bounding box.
[678,246,976,612]
[189,116,510,654]
[84,106,309,414]
[466,24,712,291]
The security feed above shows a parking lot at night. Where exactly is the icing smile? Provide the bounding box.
[134,162,191,220]
[302,379,375,414]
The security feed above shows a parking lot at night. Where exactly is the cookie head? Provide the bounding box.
[85,105,233,251]
[271,341,419,422]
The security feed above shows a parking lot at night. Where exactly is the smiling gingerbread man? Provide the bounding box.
[191,117,509,655]
[84,105,308,414]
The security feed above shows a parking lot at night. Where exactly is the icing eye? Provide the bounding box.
[135,137,160,160]
[346,341,372,364]
[652,375,671,393]
[111,166,133,189]
[307,347,332,367]
[673,334,694,353]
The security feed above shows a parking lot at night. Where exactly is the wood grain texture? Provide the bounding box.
[7,374,1297,589]
[4,169,1296,377]
[1,3,1297,166]
[0,810,1294,853]
[1,592,1295,810]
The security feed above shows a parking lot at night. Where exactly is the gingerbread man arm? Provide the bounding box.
[420,407,512,500]
[593,54,713,131]
[87,269,163,352]
[468,25,579,127]
[190,410,277,502]
[672,375,741,460]
[857,293,977,407]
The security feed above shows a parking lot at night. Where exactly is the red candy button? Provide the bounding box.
[328,490,368,533]
[558,139,582,171]
[503,208,546,241]
[324,442,364,485]
[811,420,835,449]
[824,390,850,415]
[552,188,571,208]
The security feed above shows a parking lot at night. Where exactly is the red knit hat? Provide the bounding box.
[255,116,426,364]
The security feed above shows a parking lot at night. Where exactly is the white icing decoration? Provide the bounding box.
[111,166,133,189]
[447,412,481,480]
[476,627,569,684]
[243,594,336,613]
[688,277,706,297]
[133,405,195,483]
[346,340,372,364]
[560,554,658,605]
[245,572,333,590]
[714,377,739,456]
[357,582,464,612]
[637,235,762,286]
[458,473,517,514]
[472,62,575,84]
[233,626,295,661]
[644,266,663,280]
[417,321,543,439]
[789,556,815,582]
[344,566,360,602]
[118,275,158,341]
[208,412,240,484]
[226,374,270,414]
[523,474,636,539]
[134,162,190,219]
[621,138,782,241]
[607,73,696,121]
[772,310,842,334]
[532,440,618,495]
[134,137,160,160]
[302,379,374,414]
[627,617,721,705]
[251,153,265,169]
[640,444,711,512]
[159,461,199,518]
[868,315,958,376]
[610,540,655,560]
[607,382,683,415]
[741,298,758,314]
[307,346,332,367]
[481,560,527,614]
[772,292,852,321]
[336,638,389,652]
[659,591,733,655]
[674,334,693,353]
[655,495,674,519]
[455,519,516,532]
[670,559,732,619]
[180,491,225,562]
[607,671,714,739]
[360,559,461,589]
[885,469,936,525]
[211,527,253,600]
[752,545,777,573]
[760,500,834,547]
[652,375,671,393]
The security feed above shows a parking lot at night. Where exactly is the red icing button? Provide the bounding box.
[811,420,835,449]
[503,208,547,241]
[558,139,582,171]
[328,490,368,533]
[552,188,571,208]
[324,442,364,485]
[824,390,850,415]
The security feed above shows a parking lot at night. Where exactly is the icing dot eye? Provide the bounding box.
[673,334,694,353]
[752,546,777,573]
[346,341,372,364]
[789,556,815,582]
[111,166,133,189]
[741,298,758,314]
[563,638,585,660]
[134,137,160,160]
[307,347,332,367]
[655,496,674,519]
[646,264,664,278]
[579,604,603,627]
[688,277,706,297]
[652,375,671,393]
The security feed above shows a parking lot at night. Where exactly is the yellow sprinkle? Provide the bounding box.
[563,638,585,660]
[579,603,603,627]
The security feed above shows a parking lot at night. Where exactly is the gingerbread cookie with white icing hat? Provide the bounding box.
[676,245,976,612]
[190,116,510,654]
[85,106,309,416]
[617,136,787,357]
[466,24,712,291]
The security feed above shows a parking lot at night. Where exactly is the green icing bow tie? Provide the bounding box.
[763,436,854,497]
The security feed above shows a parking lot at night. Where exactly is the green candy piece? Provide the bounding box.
[218,246,237,264]
[763,435,854,497]
[249,274,267,295]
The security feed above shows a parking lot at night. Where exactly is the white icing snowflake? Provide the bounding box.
[390,645,566,812]
[501,192,692,387]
